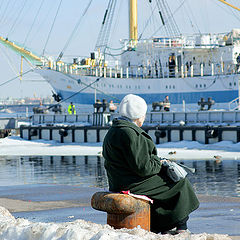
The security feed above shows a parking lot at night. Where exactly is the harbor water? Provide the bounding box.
[0,156,239,197]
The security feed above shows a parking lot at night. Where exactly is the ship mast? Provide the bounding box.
[129,0,138,45]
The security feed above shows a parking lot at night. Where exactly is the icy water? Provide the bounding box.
[0,156,240,197]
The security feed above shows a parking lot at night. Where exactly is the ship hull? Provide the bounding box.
[35,68,240,110]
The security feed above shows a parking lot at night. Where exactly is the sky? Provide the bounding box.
[0,0,240,99]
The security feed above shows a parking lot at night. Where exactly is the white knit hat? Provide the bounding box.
[119,94,147,120]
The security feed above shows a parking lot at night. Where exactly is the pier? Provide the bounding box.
[19,110,240,144]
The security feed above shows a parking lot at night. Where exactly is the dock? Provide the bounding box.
[0,117,17,138]
[18,110,240,144]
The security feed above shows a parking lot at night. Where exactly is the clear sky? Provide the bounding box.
[0,0,239,99]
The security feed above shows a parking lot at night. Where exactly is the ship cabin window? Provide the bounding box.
[77,79,81,84]
[229,83,232,86]
[148,85,151,89]
[200,84,202,88]
[166,85,168,89]
[112,84,114,88]
[234,82,236,86]
[169,85,171,89]
[204,84,206,87]
[173,85,175,89]
[195,84,198,88]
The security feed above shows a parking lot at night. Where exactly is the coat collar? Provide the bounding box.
[112,118,145,135]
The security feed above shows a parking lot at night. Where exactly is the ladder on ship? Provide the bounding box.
[229,97,240,111]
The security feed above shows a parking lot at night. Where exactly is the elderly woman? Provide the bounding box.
[102,94,199,234]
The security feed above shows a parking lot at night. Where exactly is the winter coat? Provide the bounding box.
[102,118,199,233]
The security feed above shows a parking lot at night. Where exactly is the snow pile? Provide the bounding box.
[0,136,102,156]
[0,207,232,240]
[1,136,240,160]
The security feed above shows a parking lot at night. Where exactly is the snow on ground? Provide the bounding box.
[1,136,240,160]
[0,207,231,240]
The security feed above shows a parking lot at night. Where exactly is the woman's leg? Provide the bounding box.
[175,216,189,230]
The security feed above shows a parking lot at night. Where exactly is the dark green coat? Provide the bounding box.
[103,118,199,233]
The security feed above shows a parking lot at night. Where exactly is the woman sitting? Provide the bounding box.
[102,94,199,234]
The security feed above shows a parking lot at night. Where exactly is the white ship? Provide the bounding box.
[1,0,240,111]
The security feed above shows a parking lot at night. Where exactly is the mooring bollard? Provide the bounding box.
[91,191,150,231]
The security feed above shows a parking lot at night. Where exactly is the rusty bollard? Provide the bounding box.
[91,191,150,231]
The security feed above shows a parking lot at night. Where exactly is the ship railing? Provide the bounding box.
[144,32,231,49]
[31,111,240,126]
[45,61,238,79]
[148,110,240,125]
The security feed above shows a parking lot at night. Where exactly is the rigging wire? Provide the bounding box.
[155,0,180,37]
[108,0,123,45]
[184,0,201,34]
[7,0,28,38]
[138,2,158,41]
[95,0,117,54]
[23,0,45,47]
[48,75,120,111]
[0,45,22,78]
[27,1,56,49]
[211,0,240,23]
[0,0,12,26]
[42,0,63,56]
[0,69,33,88]
[150,0,185,38]
[48,78,101,110]
[56,0,94,62]
[164,0,181,35]
[65,74,120,102]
